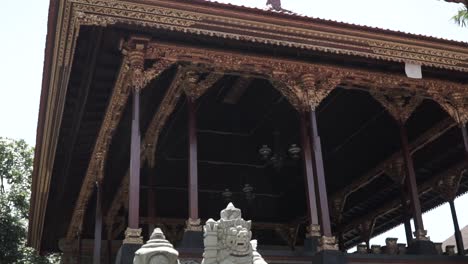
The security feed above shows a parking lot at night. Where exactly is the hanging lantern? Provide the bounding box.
[288,144,301,159]
[222,189,233,203]
[258,145,272,160]
[243,184,255,201]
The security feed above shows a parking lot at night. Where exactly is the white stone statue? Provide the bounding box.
[202,203,268,264]
[134,228,180,264]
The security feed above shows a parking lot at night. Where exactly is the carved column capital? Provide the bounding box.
[370,88,423,124]
[300,74,342,111]
[384,157,405,184]
[428,88,468,126]
[182,70,223,100]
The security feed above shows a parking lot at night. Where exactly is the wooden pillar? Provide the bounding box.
[187,97,200,226]
[400,187,413,243]
[77,235,82,264]
[309,108,332,237]
[449,200,465,255]
[300,113,320,237]
[93,182,102,264]
[129,89,141,229]
[147,174,156,235]
[461,124,468,158]
[398,122,426,239]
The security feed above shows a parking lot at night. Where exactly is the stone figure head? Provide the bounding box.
[217,203,252,255]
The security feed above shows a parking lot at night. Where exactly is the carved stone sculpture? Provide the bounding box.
[134,228,180,264]
[202,203,268,264]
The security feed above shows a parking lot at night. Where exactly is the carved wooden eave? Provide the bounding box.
[29,0,468,250]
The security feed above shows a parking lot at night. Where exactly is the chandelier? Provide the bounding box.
[258,131,301,170]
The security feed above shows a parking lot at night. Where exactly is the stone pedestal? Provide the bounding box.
[178,231,204,249]
[303,237,320,254]
[406,240,437,255]
[115,243,142,264]
[311,250,345,264]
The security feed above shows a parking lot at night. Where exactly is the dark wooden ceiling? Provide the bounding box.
[41,25,467,252]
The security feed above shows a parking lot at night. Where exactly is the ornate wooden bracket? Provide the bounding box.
[384,157,405,184]
[66,38,173,240]
[370,88,423,124]
[435,168,464,201]
[428,87,468,126]
[358,218,376,245]
[182,71,224,100]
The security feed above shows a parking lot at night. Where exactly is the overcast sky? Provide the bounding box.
[0,0,466,249]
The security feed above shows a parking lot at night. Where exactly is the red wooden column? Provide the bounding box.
[398,122,427,239]
[93,182,103,264]
[186,96,201,231]
[309,108,332,237]
[129,88,141,230]
[300,113,321,238]
[449,200,464,255]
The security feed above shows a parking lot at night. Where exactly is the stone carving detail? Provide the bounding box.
[134,228,180,264]
[202,203,268,264]
[124,227,144,244]
[371,89,423,124]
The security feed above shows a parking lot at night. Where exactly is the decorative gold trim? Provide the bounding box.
[66,44,173,240]
[370,88,423,124]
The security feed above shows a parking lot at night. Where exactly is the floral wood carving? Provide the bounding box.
[428,87,468,125]
[370,89,423,124]
[66,46,172,240]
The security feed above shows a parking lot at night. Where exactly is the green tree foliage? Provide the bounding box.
[0,138,60,263]
[452,4,468,27]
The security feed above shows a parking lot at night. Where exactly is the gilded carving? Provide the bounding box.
[384,157,405,184]
[436,169,463,201]
[183,71,224,100]
[370,88,423,124]
[428,87,468,125]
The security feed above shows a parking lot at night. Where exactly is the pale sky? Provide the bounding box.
[0,0,466,249]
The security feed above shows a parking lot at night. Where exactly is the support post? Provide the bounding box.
[398,123,426,238]
[309,108,337,251]
[93,183,102,264]
[147,174,156,236]
[300,114,321,252]
[461,124,468,159]
[129,89,141,230]
[187,97,200,226]
[449,200,465,256]
[179,96,203,249]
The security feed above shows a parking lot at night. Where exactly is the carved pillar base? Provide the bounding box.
[318,236,339,252]
[304,224,321,254]
[407,231,437,255]
[123,227,143,245]
[413,229,429,241]
[185,218,202,232]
